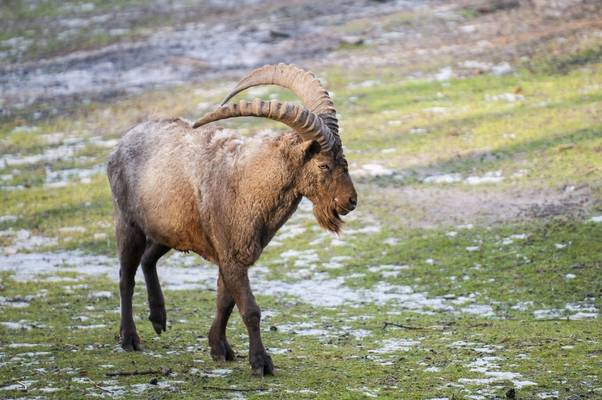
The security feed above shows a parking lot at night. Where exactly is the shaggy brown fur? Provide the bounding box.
[108,114,356,376]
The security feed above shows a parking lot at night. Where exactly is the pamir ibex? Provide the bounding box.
[107,64,357,376]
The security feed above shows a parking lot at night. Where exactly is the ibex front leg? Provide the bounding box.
[219,264,274,377]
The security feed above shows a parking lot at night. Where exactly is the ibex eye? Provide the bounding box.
[319,164,330,170]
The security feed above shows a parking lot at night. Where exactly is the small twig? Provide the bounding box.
[383,322,424,330]
[527,318,571,322]
[0,379,22,390]
[468,322,492,328]
[382,321,450,331]
[106,366,172,377]
[202,385,268,392]
[86,377,113,394]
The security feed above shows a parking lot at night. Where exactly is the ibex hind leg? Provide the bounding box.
[209,273,236,362]
[116,216,146,351]
[141,241,170,335]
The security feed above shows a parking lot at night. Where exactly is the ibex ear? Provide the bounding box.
[297,140,321,162]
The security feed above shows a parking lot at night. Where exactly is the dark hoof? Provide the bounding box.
[210,338,235,362]
[251,352,274,377]
[149,306,166,335]
[120,331,143,351]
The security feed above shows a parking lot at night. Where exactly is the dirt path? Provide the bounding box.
[365,184,595,228]
[0,0,420,120]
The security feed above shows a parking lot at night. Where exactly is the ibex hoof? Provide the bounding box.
[120,331,143,351]
[210,338,235,362]
[148,307,166,335]
[251,352,274,377]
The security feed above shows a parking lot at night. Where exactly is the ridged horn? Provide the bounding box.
[220,63,340,139]
[192,98,335,152]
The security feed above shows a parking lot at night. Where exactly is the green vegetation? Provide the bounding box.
[0,0,198,63]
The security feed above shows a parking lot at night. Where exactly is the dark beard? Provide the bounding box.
[313,202,343,234]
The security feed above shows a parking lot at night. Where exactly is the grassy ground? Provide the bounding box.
[1,1,602,399]
[0,0,205,63]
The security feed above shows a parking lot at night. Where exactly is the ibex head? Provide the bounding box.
[192,63,357,233]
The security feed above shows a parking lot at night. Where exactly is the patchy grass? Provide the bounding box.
[1,214,601,399]
[0,0,202,63]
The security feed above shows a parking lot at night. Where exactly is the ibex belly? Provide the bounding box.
[137,168,217,262]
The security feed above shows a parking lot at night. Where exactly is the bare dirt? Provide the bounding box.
[367,184,595,228]
[0,0,417,120]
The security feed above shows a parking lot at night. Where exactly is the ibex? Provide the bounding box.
[107,64,357,376]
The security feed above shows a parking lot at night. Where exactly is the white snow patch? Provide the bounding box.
[88,291,112,300]
[458,356,536,389]
[267,347,291,354]
[0,141,87,167]
[6,343,49,348]
[461,304,495,317]
[1,229,58,253]
[0,380,36,391]
[0,215,18,223]
[423,171,504,185]
[275,224,306,240]
[58,226,87,234]
[491,62,513,76]
[277,322,330,336]
[537,391,559,399]
[465,171,504,185]
[486,93,524,102]
[424,107,448,114]
[533,309,562,319]
[45,164,105,187]
[424,173,462,184]
[368,264,409,276]
[435,67,454,81]
[353,163,395,177]
[0,250,495,316]
[370,339,420,353]
[1,321,33,330]
[201,368,232,377]
[74,324,107,329]
[533,300,598,319]
[511,301,533,311]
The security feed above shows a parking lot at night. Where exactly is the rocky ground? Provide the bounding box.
[1,0,601,399]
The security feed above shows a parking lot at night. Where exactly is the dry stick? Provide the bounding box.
[86,377,113,394]
[527,318,571,322]
[105,369,162,377]
[382,321,451,331]
[382,322,425,330]
[0,379,24,390]
[202,385,268,392]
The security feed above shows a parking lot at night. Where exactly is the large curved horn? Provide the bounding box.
[220,63,339,138]
[192,98,335,152]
